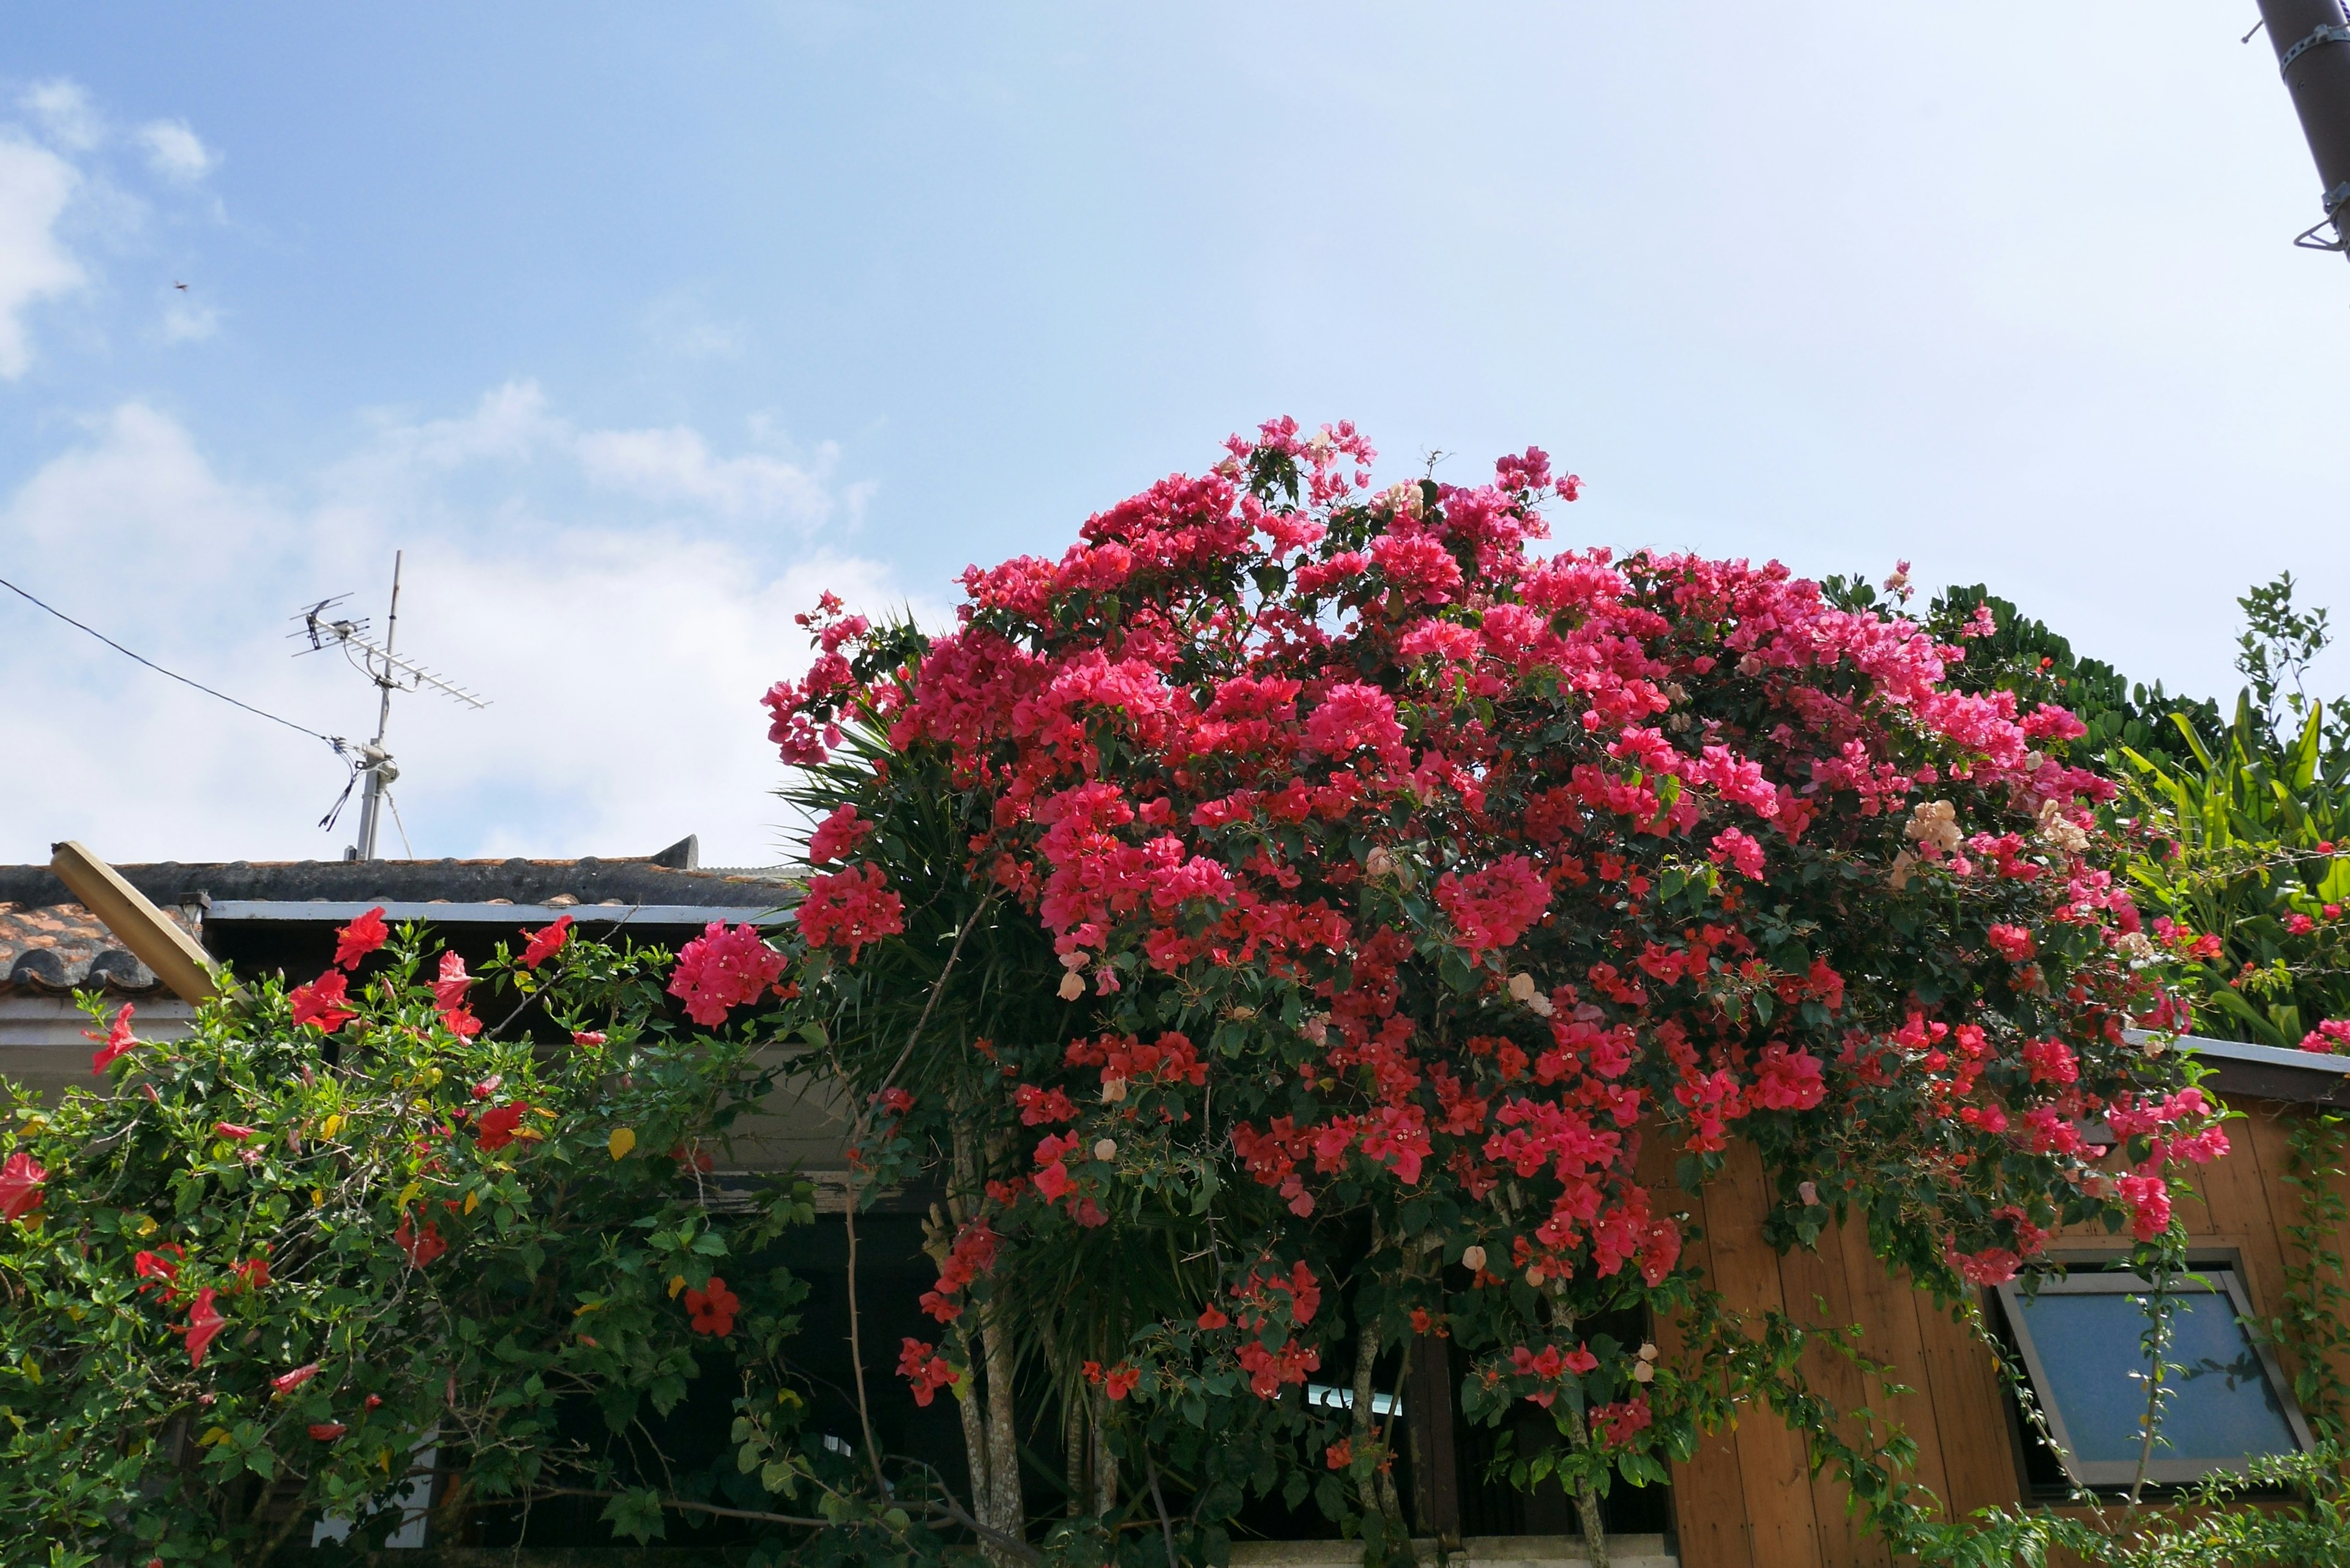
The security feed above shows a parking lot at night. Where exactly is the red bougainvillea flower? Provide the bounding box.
[518,914,574,970]
[794,865,905,962]
[88,1003,140,1073]
[897,1337,958,1406]
[334,906,390,970]
[808,803,875,864]
[184,1288,225,1368]
[684,1276,739,1335]
[666,922,787,1027]
[473,1102,529,1152]
[1325,1438,1354,1469]
[271,1362,321,1395]
[1103,1363,1140,1400]
[307,1423,347,1441]
[214,1122,257,1141]
[394,1212,447,1269]
[288,969,356,1033]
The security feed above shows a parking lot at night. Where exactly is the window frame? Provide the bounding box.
[1993,1248,2317,1490]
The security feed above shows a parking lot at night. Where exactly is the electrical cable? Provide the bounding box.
[1,572,345,751]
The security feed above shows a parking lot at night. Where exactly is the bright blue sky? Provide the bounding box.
[2,5,2346,867]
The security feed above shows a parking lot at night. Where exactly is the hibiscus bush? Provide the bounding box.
[745,419,2231,1564]
[0,913,862,1568]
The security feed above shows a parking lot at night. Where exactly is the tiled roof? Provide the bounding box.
[0,840,802,996]
[0,901,184,996]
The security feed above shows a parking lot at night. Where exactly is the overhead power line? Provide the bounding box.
[0,572,345,752]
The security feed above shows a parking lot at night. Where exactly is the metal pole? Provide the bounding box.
[352,551,403,861]
[2258,0,2350,255]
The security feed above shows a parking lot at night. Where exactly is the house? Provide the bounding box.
[0,837,848,1172]
[12,842,2343,1564]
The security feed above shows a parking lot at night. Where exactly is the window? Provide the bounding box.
[1995,1259,2315,1490]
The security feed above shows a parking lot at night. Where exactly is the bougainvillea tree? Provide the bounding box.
[747,419,2230,1565]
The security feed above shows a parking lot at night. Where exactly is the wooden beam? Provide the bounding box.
[48,841,219,1005]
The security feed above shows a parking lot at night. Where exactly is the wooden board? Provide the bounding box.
[1705,1142,1827,1568]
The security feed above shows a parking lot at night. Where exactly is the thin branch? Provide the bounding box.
[1144,1450,1180,1567]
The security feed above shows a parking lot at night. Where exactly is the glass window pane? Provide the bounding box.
[2015,1283,2300,1466]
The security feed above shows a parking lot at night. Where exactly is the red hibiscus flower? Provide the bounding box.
[394,1212,447,1268]
[184,1288,226,1368]
[307,1422,346,1441]
[272,1362,321,1395]
[334,907,390,970]
[88,1003,140,1073]
[0,1152,47,1222]
[214,1122,257,1141]
[684,1276,739,1336]
[473,1102,529,1152]
[133,1245,182,1299]
[289,969,356,1032]
[432,950,472,1011]
[519,914,573,970]
[232,1254,271,1290]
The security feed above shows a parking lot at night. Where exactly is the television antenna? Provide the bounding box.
[291,550,490,861]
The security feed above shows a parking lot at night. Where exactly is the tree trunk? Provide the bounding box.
[1351,1323,1416,1567]
[1559,1401,1609,1568]
[1090,1387,1119,1516]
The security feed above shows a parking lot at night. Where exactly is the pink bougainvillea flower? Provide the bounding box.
[473,1102,529,1152]
[518,914,573,970]
[271,1362,321,1395]
[807,803,875,865]
[88,1003,140,1073]
[1986,924,2036,961]
[288,969,356,1033]
[184,1288,225,1368]
[794,865,905,962]
[394,1212,447,1269]
[334,907,390,970]
[214,1122,258,1141]
[667,921,787,1026]
[307,1422,347,1441]
[685,1276,739,1336]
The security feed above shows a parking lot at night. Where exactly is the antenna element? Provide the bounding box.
[290,551,490,860]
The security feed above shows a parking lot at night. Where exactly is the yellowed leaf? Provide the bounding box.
[608,1127,636,1161]
[463,1190,479,1215]
[668,1274,686,1299]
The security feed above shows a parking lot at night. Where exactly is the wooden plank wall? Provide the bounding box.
[1651,1097,2346,1568]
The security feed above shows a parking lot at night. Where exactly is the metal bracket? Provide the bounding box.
[2293,181,2350,250]
[2281,23,2350,75]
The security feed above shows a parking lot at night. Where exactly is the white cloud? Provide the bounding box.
[574,424,838,524]
[136,119,216,181]
[0,135,84,377]
[353,379,845,528]
[160,299,217,342]
[0,393,914,868]
[18,80,99,151]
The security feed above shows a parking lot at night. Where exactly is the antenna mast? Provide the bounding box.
[291,551,490,861]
